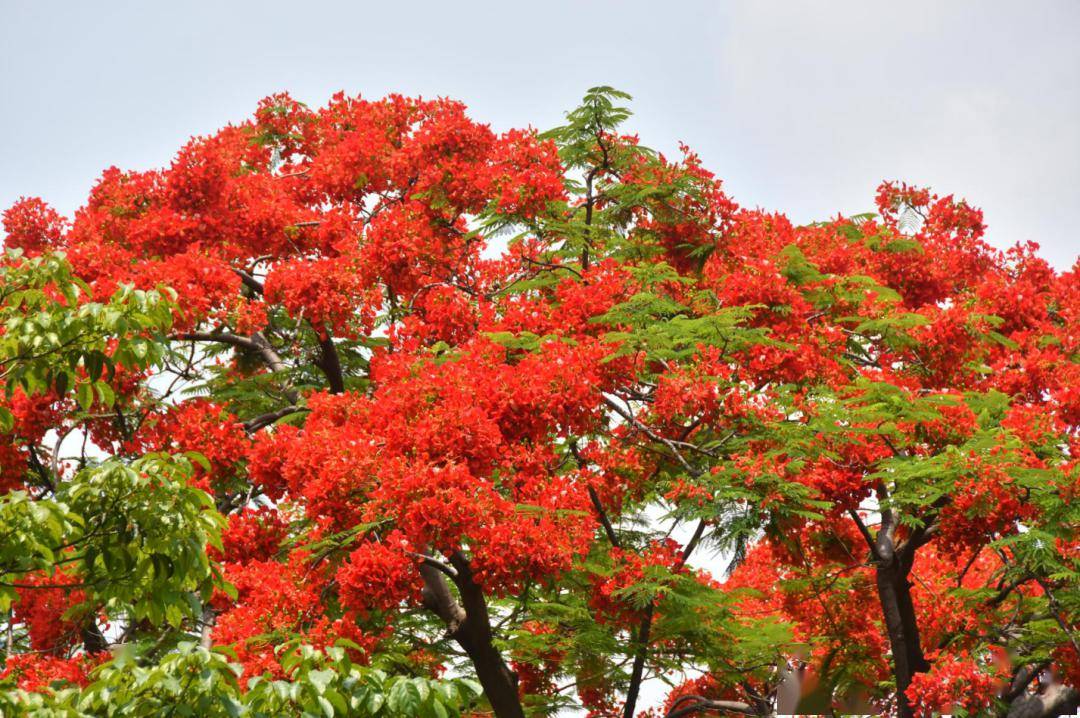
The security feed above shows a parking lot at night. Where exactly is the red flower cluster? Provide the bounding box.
[905,651,1007,718]
[590,539,688,625]
[0,652,104,692]
[337,532,419,614]
[143,400,250,493]
[213,550,381,679]
[264,256,378,338]
[13,570,90,654]
[1,197,68,255]
[216,507,288,564]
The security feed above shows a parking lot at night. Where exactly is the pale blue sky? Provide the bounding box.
[2,1,1077,267]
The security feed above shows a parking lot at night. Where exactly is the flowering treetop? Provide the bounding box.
[0,87,1076,718]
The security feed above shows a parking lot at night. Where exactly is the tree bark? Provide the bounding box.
[874,541,929,718]
[200,605,216,649]
[447,552,524,718]
[419,553,524,718]
[622,604,655,718]
[81,619,108,654]
[1006,684,1079,718]
[315,334,345,395]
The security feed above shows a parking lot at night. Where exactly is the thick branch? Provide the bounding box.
[871,484,930,718]
[1005,684,1079,718]
[582,172,594,271]
[622,604,654,718]
[25,444,54,493]
[588,486,620,548]
[874,501,897,564]
[664,695,757,717]
[446,552,524,718]
[680,519,707,564]
[875,548,929,718]
[418,552,523,718]
[410,551,458,580]
[200,605,216,649]
[315,335,346,394]
[243,405,309,433]
[177,330,298,403]
[847,509,880,560]
[81,619,108,654]
[175,331,260,352]
[250,331,290,375]
[233,268,264,294]
[1003,663,1046,703]
[419,561,466,633]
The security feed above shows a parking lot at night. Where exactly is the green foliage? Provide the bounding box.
[594,288,769,368]
[542,86,637,175]
[0,453,225,626]
[0,250,175,427]
[0,643,483,718]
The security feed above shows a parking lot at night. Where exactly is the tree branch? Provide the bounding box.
[848,509,880,560]
[233,268,264,294]
[588,486,621,548]
[409,551,458,580]
[1035,576,1080,659]
[664,695,757,717]
[81,619,108,653]
[315,334,345,395]
[446,551,524,718]
[622,604,655,718]
[175,331,260,352]
[419,560,466,634]
[681,519,707,565]
[603,396,698,475]
[177,330,298,402]
[243,405,308,433]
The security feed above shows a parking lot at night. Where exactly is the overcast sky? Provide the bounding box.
[2,1,1078,268]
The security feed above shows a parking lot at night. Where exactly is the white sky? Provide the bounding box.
[2,1,1077,269]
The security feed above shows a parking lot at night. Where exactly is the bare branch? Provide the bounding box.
[664,695,757,717]
[847,509,880,561]
[233,268,264,294]
[243,405,308,433]
[408,551,458,579]
[603,396,698,475]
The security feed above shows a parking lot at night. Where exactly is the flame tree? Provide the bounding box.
[0,88,1076,718]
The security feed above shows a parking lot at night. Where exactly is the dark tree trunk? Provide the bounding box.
[420,554,524,718]
[453,621,524,718]
[315,335,345,394]
[622,604,655,718]
[869,501,931,718]
[876,561,930,718]
[447,552,524,718]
